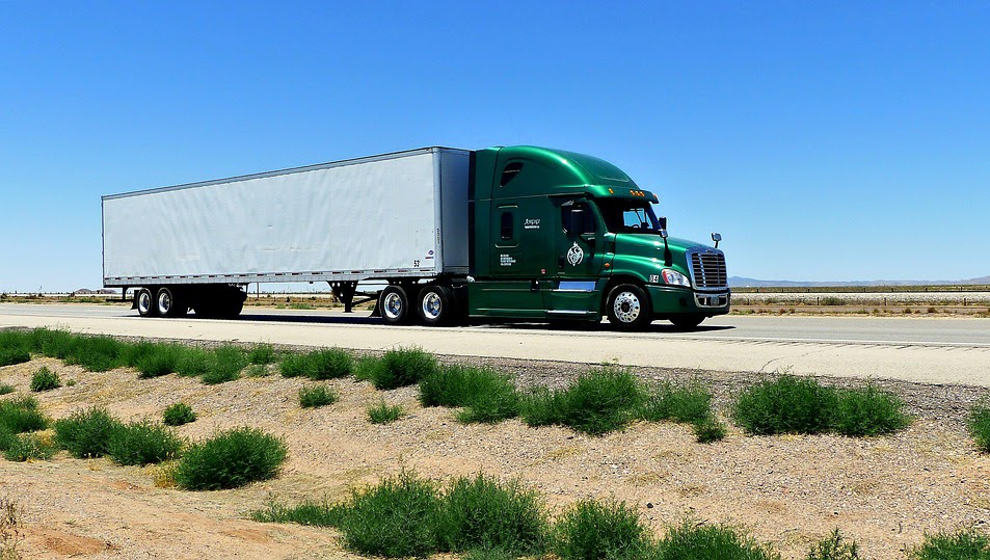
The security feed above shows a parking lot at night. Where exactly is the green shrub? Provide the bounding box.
[244,364,271,377]
[176,346,246,384]
[0,347,30,367]
[419,365,520,424]
[909,528,990,560]
[366,348,439,390]
[805,529,861,560]
[201,346,247,384]
[0,329,31,352]
[29,367,61,392]
[638,383,713,424]
[107,421,183,465]
[279,353,308,378]
[134,344,184,378]
[335,471,444,557]
[0,426,16,451]
[353,356,381,382]
[733,376,837,436]
[0,396,47,433]
[831,385,910,437]
[552,499,648,560]
[252,499,345,526]
[175,348,211,377]
[119,340,156,367]
[29,328,74,359]
[305,348,353,380]
[53,407,123,458]
[64,335,122,371]
[163,402,196,426]
[367,400,403,424]
[654,521,780,560]
[280,348,352,380]
[518,386,568,428]
[969,403,990,453]
[3,433,56,461]
[173,427,287,490]
[437,474,547,555]
[463,548,515,560]
[692,416,727,443]
[521,368,645,435]
[0,383,14,395]
[248,344,278,365]
[299,385,338,408]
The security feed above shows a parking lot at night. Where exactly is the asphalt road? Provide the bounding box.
[2,303,988,386]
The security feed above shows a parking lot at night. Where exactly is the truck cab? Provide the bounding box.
[467,145,729,329]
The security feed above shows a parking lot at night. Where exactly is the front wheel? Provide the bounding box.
[605,283,652,331]
[669,314,705,330]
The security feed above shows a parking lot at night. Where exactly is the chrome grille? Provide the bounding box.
[690,251,727,289]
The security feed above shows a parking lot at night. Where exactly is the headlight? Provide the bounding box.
[661,269,691,287]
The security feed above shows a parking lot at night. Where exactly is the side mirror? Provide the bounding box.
[658,216,668,239]
[711,232,721,248]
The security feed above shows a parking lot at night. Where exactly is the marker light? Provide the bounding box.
[661,269,691,287]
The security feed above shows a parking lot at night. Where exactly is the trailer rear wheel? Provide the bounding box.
[156,287,187,317]
[417,285,453,326]
[379,286,411,325]
[136,288,157,317]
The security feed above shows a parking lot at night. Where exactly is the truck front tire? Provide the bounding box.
[379,286,412,325]
[669,314,705,330]
[606,283,652,331]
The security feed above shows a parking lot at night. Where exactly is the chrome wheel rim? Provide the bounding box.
[422,291,442,320]
[157,291,171,314]
[138,291,152,314]
[613,291,641,323]
[383,292,403,319]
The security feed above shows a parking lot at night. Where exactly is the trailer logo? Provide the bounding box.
[566,242,584,266]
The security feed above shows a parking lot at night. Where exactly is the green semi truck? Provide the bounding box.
[102,145,729,329]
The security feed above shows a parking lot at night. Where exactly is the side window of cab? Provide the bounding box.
[561,201,596,236]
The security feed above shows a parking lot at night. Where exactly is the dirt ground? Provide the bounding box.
[1,353,989,560]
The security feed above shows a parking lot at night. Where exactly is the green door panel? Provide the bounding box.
[467,281,545,318]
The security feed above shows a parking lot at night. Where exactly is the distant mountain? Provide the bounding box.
[728,275,990,288]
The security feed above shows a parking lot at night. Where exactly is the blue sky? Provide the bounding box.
[1,1,988,291]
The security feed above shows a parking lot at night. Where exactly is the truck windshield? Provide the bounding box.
[596,200,662,233]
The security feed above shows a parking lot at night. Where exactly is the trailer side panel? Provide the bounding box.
[103,148,469,286]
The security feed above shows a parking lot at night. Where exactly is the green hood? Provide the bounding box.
[611,233,709,280]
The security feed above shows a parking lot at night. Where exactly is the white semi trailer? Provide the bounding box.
[102,147,471,318]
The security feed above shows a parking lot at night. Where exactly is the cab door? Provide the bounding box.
[474,202,546,318]
[543,198,607,318]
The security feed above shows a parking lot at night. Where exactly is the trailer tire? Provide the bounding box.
[379,286,411,325]
[217,296,244,319]
[417,285,453,326]
[605,283,652,331]
[156,287,187,317]
[136,288,157,318]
